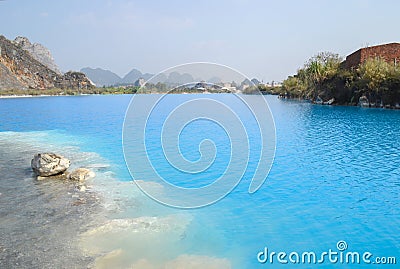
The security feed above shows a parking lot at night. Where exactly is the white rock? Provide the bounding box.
[31,153,70,177]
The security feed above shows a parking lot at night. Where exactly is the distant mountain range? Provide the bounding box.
[0,35,264,92]
[81,67,236,87]
[80,67,154,87]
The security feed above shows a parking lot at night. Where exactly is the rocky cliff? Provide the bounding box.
[0,35,94,91]
[13,36,62,74]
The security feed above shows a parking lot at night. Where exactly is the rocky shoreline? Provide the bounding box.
[0,138,108,269]
[278,94,400,110]
[0,132,233,269]
[31,153,95,192]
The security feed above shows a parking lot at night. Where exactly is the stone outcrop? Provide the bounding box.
[31,153,96,193]
[0,35,94,91]
[68,168,96,182]
[13,36,62,74]
[31,153,70,177]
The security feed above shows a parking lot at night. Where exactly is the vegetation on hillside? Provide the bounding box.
[281,52,400,107]
[0,86,139,96]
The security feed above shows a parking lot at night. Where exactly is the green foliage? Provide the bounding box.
[257,84,282,95]
[304,52,342,98]
[281,52,342,99]
[0,86,139,96]
[282,52,400,107]
[357,57,390,91]
[281,76,305,98]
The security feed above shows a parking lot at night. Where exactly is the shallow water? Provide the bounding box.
[0,95,399,268]
[0,133,105,268]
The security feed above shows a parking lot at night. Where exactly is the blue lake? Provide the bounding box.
[0,94,399,268]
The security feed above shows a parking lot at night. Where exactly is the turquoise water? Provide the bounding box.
[0,95,399,268]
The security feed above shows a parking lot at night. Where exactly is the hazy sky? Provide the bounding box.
[1,0,400,81]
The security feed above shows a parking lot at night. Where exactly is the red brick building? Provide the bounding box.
[345,43,400,69]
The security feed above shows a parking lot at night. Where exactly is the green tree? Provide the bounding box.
[357,57,391,104]
[358,58,390,90]
[304,52,342,99]
[281,76,305,98]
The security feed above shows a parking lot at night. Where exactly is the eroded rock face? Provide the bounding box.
[68,168,95,182]
[31,153,70,177]
[0,35,94,91]
[13,36,62,75]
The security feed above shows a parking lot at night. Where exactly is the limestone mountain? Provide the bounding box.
[81,67,154,87]
[0,35,93,91]
[13,36,62,74]
[80,67,121,87]
[81,67,227,87]
[121,68,153,84]
[121,68,142,84]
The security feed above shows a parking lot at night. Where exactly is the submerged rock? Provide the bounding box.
[31,153,70,177]
[37,172,69,181]
[76,185,87,192]
[68,168,95,182]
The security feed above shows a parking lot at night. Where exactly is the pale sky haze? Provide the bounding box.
[1,0,400,82]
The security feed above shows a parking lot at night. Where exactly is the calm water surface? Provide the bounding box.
[0,94,399,268]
